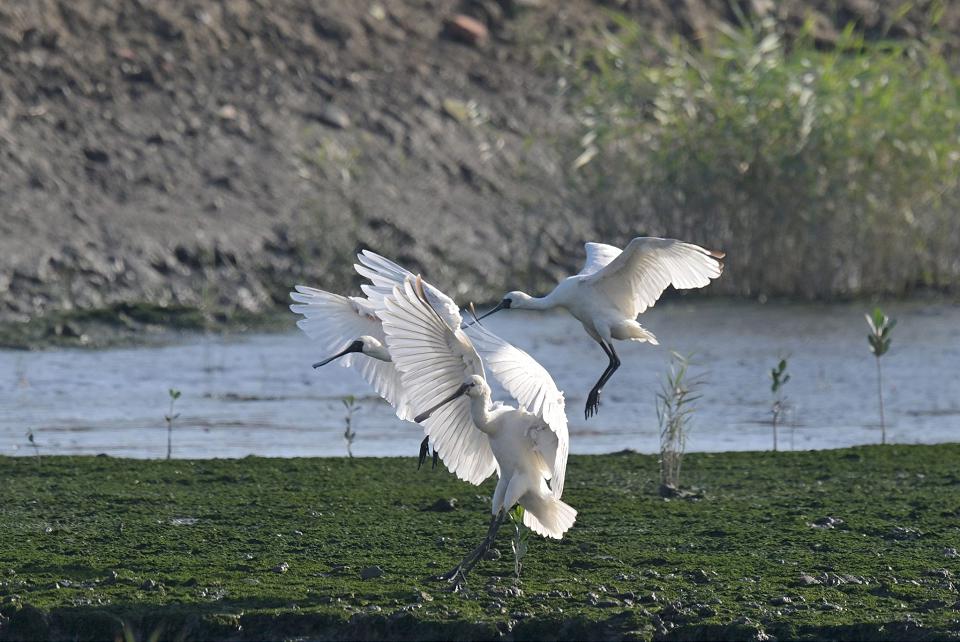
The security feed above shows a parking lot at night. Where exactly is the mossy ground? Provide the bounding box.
[1,446,958,641]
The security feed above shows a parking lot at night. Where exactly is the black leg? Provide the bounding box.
[418,437,429,470]
[440,510,506,589]
[432,447,439,470]
[597,341,621,390]
[585,340,620,420]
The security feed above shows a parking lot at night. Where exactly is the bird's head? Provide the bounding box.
[476,290,531,321]
[356,335,384,354]
[463,374,487,397]
[312,336,381,369]
[414,375,487,423]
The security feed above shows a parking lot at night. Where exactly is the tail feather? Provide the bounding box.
[612,319,659,345]
[521,494,577,539]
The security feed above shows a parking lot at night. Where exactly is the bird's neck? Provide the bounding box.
[516,291,560,312]
[468,387,496,433]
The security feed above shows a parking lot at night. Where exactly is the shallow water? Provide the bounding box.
[2,301,959,458]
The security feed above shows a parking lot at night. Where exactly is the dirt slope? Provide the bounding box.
[1,0,955,326]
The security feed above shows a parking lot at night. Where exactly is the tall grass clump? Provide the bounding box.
[657,352,702,496]
[566,15,960,298]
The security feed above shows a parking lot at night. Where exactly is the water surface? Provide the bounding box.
[3,301,958,458]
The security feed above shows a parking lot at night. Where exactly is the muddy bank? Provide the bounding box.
[2,1,958,329]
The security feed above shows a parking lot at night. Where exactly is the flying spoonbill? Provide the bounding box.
[379,276,575,584]
[289,250,462,467]
[476,237,724,419]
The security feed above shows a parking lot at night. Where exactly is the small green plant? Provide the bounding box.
[770,357,791,451]
[509,505,529,579]
[657,352,702,495]
[165,389,182,460]
[26,429,40,465]
[342,395,360,458]
[866,307,896,444]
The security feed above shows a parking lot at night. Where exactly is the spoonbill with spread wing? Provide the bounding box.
[289,250,463,467]
[476,237,724,419]
[379,276,575,585]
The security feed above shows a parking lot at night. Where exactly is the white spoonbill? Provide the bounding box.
[476,237,724,419]
[289,250,462,467]
[379,276,575,584]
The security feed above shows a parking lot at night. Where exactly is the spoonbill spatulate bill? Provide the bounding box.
[379,276,575,585]
[289,250,463,468]
[477,236,724,420]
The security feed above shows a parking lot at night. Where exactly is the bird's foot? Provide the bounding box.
[438,539,489,586]
[585,388,602,420]
[448,571,468,592]
[437,565,469,591]
[432,448,439,470]
[417,437,429,470]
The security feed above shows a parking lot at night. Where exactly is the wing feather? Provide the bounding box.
[355,250,463,329]
[289,286,414,420]
[466,321,569,498]
[289,286,382,354]
[585,237,724,318]
[576,242,622,276]
[379,278,497,485]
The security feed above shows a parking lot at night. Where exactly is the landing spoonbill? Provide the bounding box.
[476,237,724,419]
[379,276,575,585]
[289,250,462,467]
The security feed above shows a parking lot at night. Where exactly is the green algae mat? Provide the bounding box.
[1,445,958,641]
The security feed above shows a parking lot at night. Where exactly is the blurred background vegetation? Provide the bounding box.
[563,10,960,299]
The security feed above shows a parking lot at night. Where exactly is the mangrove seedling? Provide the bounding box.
[165,388,181,460]
[657,352,702,496]
[509,505,530,579]
[866,307,896,444]
[342,395,360,458]
[26,429,40,465]
[770,357,790,451]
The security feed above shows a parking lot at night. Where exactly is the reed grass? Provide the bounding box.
[565,15,960,299]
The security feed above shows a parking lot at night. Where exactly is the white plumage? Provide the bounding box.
[289,250,570,488]
[478,236,724,419]
[290,251,579,583]
[289,285,413,419]
[288,250,471,467]
[378,277,575,546]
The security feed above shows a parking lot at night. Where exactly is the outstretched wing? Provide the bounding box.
[584,237,724,318]
[576,241,623,277]
[289,286,382,361]
[289,286,413,420]
[467,321,569,498]
[354,250,462,329]
[379,278,497,485]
